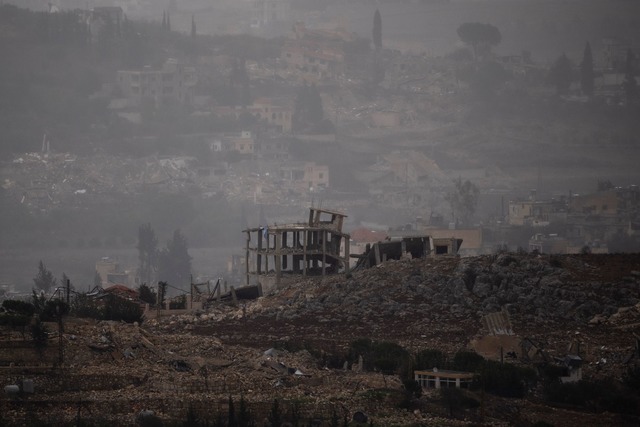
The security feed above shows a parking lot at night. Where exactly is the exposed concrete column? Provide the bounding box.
[245,231,250,286]
[322,229,327,277]
[303,230,308,277]
[275,232,282,287]
[344,235,350,273]
[257,228,263,275]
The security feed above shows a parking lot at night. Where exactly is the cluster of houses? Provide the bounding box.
[507,185,640,254]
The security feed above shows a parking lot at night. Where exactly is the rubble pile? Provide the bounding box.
[170,253,640,377]
[2,253,640,425]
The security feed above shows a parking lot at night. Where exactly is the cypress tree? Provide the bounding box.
[373,9,382,50]
[623,48,637,106]
[580,41,594,97]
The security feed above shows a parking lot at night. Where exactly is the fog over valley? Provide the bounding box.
[1,0,640,291]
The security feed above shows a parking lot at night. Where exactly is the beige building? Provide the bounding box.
[280,161,329,193]
[247,98,293,133]
[414,369,474,389]
[95,257,136,288]
[281,23,352,83]
[507,199,567,226]
[117,59,197,108]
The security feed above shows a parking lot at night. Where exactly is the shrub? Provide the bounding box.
[2,299,35,316]
[478,360,536,398]
[414,349,447,371]
[71,293,102,319]
[372,341,410,375]
[543,379,640,415]
[451,351,485,372]
[103,295,143,323]
[31,317,48,348]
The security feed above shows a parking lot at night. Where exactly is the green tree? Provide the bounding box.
[137,223,158,287]
[623,48,637,106]
[445,178,479,224]
[372,9,382,51]
[33,260,57,293]
[580,42,594,97]
[157,281,168,307]
[228,395,238,427]
[548,53,573,95]
[292,84,326,132]
[330,409,339,427]
[157,229,192,290]
[456,22,502,60]
[414,349,447,370]
[191,15,196,39]
[103,295,142,323]
[238,395,252,427]
[268,399,282,427]
[137,283,157,305]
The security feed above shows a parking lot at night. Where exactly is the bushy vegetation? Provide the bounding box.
[347,338,410,375]
[101,294,144,323]
[69,293,143,323]
[543,379,640,415]
[477,360,537,398]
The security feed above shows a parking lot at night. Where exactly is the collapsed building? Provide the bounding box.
[244,207,350,292]
[352,236,462,270]
[243,207,465,292]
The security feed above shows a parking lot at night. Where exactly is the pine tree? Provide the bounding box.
[580,42,594,97]
[33,261,57,294]
[268,399,282,427]
[623,48,637,106]
[228,395,238,427]
[162,11,167,31]
[238,395,251,427]
[167,13,171,32]
[372,9,382,51]
[191,15,196,39]
[157,230,192,290]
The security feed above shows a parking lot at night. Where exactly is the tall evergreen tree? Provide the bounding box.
[580,42,594,97]
[191,15,196,39]
[167,13,171,32]
[623,48,637,106]
[372,9,382,51]
[33,261,57,293]
[238,395,251,427]
[228,395,238,427]
[162,11,167,31]
[157,229,192,290]
[292,84,324,132]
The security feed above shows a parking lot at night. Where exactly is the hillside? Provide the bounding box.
[3,253,640,426]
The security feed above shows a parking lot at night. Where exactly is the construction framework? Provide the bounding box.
[244,207,350,290]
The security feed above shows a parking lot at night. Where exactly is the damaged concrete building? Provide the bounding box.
[353,236,462,270]
[244,207,350,291]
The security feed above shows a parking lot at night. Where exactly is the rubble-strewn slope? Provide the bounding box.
[4,254,640,426]
[168,254,640,378]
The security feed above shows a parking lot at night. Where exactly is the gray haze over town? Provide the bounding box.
[1,0,640,297]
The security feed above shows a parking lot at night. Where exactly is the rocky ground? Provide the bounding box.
[2,253,640,426]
